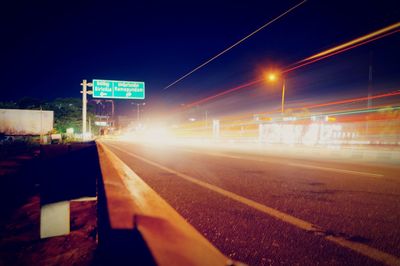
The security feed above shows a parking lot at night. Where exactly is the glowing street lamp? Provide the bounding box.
[266,72,286,114]
[267,73,277,82]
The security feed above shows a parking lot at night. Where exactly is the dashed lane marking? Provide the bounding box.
[180,148,384,178]
[288,163,383,178]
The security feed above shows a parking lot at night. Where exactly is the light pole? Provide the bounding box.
[132,102,146,122]
[281,79,286,114]
[205,110,208,129]
[81,80,87,136]
[266,73,286,114]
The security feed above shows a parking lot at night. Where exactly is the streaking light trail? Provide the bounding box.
[300,22,400,63]
[284,26,400,74]
[183,79,262,109]
[295,90,400,111]
[162,0,307,91]
[180,22,400,110]
[192,90,400,125]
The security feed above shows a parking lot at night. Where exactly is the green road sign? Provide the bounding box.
[92,79,145,99]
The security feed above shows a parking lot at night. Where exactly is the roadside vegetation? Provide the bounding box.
[0,97,98,134]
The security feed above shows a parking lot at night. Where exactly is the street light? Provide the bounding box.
[267,73,277,82]
[265,72,286,114]
[132,102,146,122]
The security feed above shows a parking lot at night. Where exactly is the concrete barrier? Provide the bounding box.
[96,141,242,266]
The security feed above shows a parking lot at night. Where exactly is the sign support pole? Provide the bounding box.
[81,80,93,140]
[81,80,87,139]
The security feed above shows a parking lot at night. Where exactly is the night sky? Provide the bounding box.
[1,0,399,117]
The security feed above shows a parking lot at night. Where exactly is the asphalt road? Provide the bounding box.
[103,140,400,266]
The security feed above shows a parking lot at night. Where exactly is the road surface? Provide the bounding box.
[103,140,400,265]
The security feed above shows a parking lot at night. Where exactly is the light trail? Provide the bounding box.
[179,23,400,111]
[226,103,400,124]
[183,79,262,109]
[182,90,400,124]
[300,22,400,62]
[283,29,400,74]
[177,91,400,130]
[173,104,400,149]
[162,1,307,91]
[178,104,400,131]
[295,90,400,110]
[318,105,400,118]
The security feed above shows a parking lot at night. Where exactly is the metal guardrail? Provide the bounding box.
[96,141,243,266]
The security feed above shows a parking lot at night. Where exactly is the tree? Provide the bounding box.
[0,97,98,134]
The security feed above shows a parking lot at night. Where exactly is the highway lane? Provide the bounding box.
[103,140,400,265]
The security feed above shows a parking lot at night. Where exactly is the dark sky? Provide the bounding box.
[1,0,399,116]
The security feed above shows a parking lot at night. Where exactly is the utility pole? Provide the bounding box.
[133,102,145,123]
[81,80,87,137]
[81,80,93,140]
[281,79,286,114]
[367,51,373,109]
[205,110,208,129]
[40,106,43,144]
[89,116,91,137]
[104,100,114,128]
[366,52,373,135]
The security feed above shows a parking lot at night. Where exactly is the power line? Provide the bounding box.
[162,0,307,91]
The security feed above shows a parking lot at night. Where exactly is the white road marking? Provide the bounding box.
[288,163,384,178]
[180,147,384,178]
[107,143,399,266]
